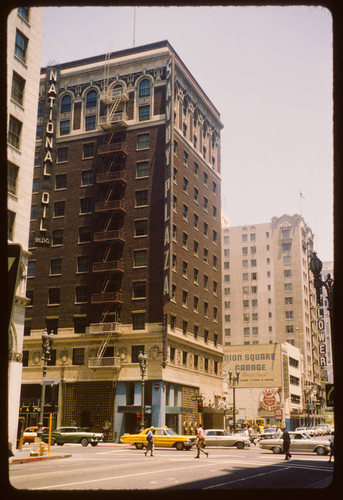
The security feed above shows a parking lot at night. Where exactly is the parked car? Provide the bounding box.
[316,424,332,435]
[120,426,196,450]
[259,431,331,456]
[295,427,307,433]
[23,426,49,443]
[204,429,250,449]
[305,427,316,436]
[41,426,104,446]
[313,426,327,436]
[258,428,281,440]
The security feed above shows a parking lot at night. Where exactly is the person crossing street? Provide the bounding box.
[195,424,208,458]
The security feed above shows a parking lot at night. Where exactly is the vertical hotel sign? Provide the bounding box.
[35,67,59,246]
[163,55,173,302]
[317,308,327,382]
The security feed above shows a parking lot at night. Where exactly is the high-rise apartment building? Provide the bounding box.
[222,214,321,389]
[21,41,224,440]
[7,7,45,446]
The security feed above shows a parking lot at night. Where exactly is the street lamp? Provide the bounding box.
[138,351,148,431]
[228,369,240,432]
[309,252,334,325]
[36,329,54,439]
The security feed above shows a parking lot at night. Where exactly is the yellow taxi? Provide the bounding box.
[120,426,196,450]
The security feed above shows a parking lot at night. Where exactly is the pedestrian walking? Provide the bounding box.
[145,426,154,457]
[195,424,208,458]
[329,432,334,462]
[248,426,256,446]
[281,426,291,460]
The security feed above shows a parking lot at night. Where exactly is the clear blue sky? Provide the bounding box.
[41,5,333,262]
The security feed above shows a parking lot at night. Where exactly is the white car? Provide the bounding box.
[204,429,250,449]
[305,427,315,436]
[259,431,331,456]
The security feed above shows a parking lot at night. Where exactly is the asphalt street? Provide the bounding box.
[8,441,335,492]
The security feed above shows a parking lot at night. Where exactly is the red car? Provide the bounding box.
[23,426,49,443]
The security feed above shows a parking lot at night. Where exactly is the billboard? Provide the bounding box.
[223,344,281,388]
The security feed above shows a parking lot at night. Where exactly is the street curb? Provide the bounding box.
[10,454,72,464]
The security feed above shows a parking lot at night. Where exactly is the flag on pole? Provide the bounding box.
[300,192,306,199]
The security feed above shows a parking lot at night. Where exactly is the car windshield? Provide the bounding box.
[164,428,177,436]
[302,432,312,439]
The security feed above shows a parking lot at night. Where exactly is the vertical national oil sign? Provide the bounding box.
[35,67,60,246]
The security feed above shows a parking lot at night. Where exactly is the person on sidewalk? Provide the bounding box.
[145,426,154,457]
[195,424,208,458]
[281,426,291,460]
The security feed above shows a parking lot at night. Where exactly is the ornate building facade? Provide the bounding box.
[22,41,224,440]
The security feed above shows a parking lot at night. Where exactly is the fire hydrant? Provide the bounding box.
[39,442,45,456]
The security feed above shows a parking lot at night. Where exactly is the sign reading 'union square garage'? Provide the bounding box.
[224,343,282,388]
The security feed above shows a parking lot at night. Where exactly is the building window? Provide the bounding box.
[194,296,199,313]
[86,90,97,108]
[135,190,148,207]
[285,311,293,319]
[52,229,64,246]
[48,288,60,305]
[11,71,25,105]
[80,198,92,214]
[194,161,199,176]
[60,95,72,113]
[55,174,67,190]
[285,297,293,305]
[194,325,199,339]
[46,318,58,335]
[170,315,176,331]
[281,228,291,238]
[182,351,187,366]
[194,213,199,229]
[182,232,188,249]
[132,345,145,362]
[203,248,208,263]
[15,30,28,63]
[85,115,96,131]
[50,258,62,275]
[78,226,90,243]
[204,302,209,317]
[53,201,65,217]
[282,242,291,252]
[284,283,292,291]
[183,151,188,166]
[60,120,70,135]
[283,255,291,265]
[137,133,149,149]
[72,348,85,365]
[194,187,199,203]
[27,261,36,277]
[139,105,150,121]
[182,290,188,308]
[182,260,188,278]
[134,249,147,267]
[133,281,146,299]
[139,79,151,98]
[7,162,19,195]
[75,286,88,303]
[170,347,175,363]
[57,147,68,163]
[244,327,250,336]
[204,275,209,290]
[203,196,208,211]
[203,222,208,236]
[74,317,87,334]
[286,325,294,333]
[77,256,90,273]
[183,204,188,220]
[132,313,145,330]
[8,115,22,149]
[136,161,149,178]
[82,143,95,158]
[182,320,188,335]
[194,240,199,256]
[81,171,93,186]
[284,269,292,277]
[134,219,148,237]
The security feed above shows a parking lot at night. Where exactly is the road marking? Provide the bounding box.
[204,465,290,489]
[31,462,221,490]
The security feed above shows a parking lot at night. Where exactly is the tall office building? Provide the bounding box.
[222,214,321,390]
[7,7,45,446]
[22,41,224,440]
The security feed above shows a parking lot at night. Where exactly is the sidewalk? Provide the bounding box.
[9,442,129,464]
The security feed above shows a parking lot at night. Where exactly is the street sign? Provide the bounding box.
[8,243,22,334]
[191,396,204,402]
[41,377,60,385]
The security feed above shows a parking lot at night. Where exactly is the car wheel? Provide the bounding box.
[57,442,64,446]
[315,446,326,456]
[91,443,98,447]
[272,446,282,454]
[175,442,184,450]
[236,442,245,450]
[50,438,56,446]
[135,443,144,450]
[81,438,89,447]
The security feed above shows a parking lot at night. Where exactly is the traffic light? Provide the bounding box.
[136,413,141,419]
[197,400,203,413]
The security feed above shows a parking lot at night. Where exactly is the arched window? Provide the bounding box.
[86,90,97,109]
[60,95,71,113]
[139,79,151,98]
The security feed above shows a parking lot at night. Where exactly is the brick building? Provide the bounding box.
[22,41,224,440]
